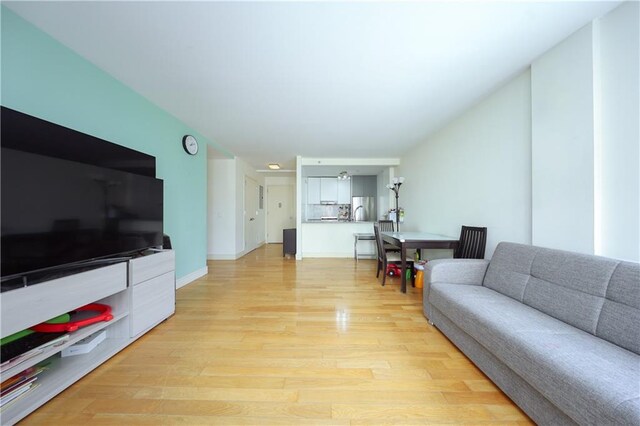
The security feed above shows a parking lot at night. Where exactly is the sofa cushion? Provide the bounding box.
[430,283,640,426]
[483,242,640,355]
[523,247,618,335]
[597,261,640,354]
[483,242,537,301]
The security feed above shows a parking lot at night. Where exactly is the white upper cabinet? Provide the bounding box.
[320,178,338,203]
[307,177,351,205]
[337,179,351,204]
[307,178,321,204]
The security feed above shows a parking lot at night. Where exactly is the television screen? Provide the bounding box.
[1,107,156,177]
[1,148,163,280]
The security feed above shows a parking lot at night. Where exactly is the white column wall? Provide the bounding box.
[531,24,595,254]
[598,1,640,261]
[207,158,237,259]
[529,3,640,261]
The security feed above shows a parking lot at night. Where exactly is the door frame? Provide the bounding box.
[243,175,261,253]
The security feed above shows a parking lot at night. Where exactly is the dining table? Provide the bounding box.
[381,231,459,293]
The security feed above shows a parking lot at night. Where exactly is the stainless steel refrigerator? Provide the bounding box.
[352,197,376,222]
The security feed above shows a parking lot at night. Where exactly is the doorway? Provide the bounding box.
[266,185,295,243]
[244,176,261,252]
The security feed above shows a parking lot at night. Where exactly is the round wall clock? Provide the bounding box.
[182,135,198,155]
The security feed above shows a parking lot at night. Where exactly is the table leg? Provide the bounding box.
[400,244,407,293]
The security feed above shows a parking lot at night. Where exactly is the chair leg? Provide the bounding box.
[376,260,381,278]
[381,260,387,286]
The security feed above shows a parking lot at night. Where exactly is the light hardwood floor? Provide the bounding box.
[23,244,532,425]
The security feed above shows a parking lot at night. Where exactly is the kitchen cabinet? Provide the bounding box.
[307,178,321,204]
[363,176,377,196]
[320,178,338,203]
[337,179,351,204]
[307,177,352,205]
[352,175,377,197]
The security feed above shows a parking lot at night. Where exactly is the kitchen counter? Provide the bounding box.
[300,221,376,258]
[303,220,375,224]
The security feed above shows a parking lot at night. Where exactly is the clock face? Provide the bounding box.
[182,135,198,155]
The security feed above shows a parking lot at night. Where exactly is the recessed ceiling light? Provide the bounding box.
[268,163,281,170]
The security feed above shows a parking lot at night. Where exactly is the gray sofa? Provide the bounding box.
[423,242,640,425]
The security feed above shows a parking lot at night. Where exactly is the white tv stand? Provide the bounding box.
[0,250,175,425]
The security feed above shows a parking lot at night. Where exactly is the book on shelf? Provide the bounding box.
[0,364,47,410]
[0,334,68,373]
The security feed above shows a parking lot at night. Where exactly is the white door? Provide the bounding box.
[244,177,260,252]
[266,185,295,243]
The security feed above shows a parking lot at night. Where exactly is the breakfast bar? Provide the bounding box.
[301,221,376,258]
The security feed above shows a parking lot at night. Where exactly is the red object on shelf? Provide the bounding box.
[30,303,113,333]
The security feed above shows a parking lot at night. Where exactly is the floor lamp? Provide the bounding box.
[386,177,404,231]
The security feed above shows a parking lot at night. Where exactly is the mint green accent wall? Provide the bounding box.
[1,8,209,279]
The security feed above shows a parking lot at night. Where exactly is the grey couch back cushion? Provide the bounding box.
[597,261,640,354]
[483,242,640,354]
[483,243,537,301]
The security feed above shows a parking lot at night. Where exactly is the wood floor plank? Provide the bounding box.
[331,403,495,421]
[20,244,531,424]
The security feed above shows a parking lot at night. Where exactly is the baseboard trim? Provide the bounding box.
[208,242,266,261]
[176,266,208,289]
[207,254,239,260]
[302,252,375,258]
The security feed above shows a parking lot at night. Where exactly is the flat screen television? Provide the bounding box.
[1,147,164,283]
[1,106,156,177]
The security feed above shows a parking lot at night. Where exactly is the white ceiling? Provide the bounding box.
[6,1,621,170]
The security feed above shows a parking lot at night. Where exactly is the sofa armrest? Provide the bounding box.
[423,259,490,321]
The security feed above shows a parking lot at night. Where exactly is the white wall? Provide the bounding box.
[207,158,237,258]
[531,24,595,254]
[265,175,296,186]
[597,1,640,261]
[377,168,391,221]
[398,70,532,258]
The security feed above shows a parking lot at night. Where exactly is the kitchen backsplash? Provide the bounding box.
[306,204,351,220]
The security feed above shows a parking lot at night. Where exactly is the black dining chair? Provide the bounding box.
[454,226,487,259]
[374,222,414,286]
[378,220,400,252]
[378,220,395,232]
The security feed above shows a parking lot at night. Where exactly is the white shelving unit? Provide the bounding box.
[0,250,175,425]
